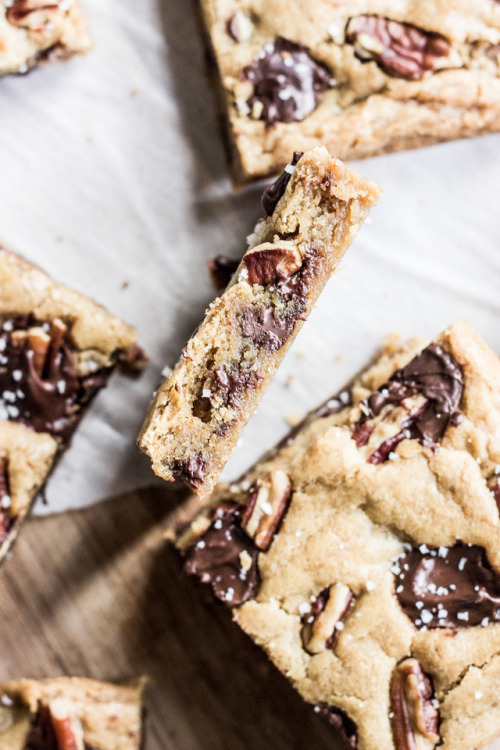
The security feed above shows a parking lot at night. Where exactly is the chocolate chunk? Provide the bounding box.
[243,246,302,287]
[183,504,259,606]
[24,704,58,750]
[0,316,111,442]
[354,343,463,463]
[315,704,357,749]
[261,151,303,216]
[208,255,240,291]
[0,458,12,544]
[390,658,439,750]
[302,583,353,654]
[394,542,500,629]
[346,16,451,80]
[243,38,333,126]
[173,455,207,490]
[241,306,296,352]
[6,0,58,26]
[211,368,262,410]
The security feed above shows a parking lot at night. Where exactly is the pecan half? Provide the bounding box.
[390,659,439,750]
[243,244,302,287]
[346,16,451,81]
[6,0,59,27]
[302,582,353,654]
[48,698,85,750]
[241,470,292,550]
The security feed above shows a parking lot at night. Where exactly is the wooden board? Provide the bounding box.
[0,487,346,750]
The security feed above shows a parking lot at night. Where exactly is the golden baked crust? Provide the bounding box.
[199,0,500,182]
[138,147,381,498]
[178,321,500,750]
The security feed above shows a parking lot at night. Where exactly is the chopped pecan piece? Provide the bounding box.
[47,697,85,750]
[243,244,302,287]
[390,658,439,750]
[346,16,451,81]
[6,0,59,27]
[302,582,353,654]
[241,469,292,550]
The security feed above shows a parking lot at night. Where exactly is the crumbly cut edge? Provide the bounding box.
[0,421,57,562]
[176,320,500,750]
[0,249,138,361]
[138,146,381,497]
[0,676,146,750]
[0,0,92,76]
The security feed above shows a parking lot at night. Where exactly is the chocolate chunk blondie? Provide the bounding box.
[138,147,381,498]
[0,676,145,749]
[200,0,500,182]
[0,0,92,76]
[178,321,500,750]
[0,249,143,562]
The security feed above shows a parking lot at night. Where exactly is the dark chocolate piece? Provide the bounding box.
[211,368,262,410]
[346,16,451,81]
[24,704,58,750]
[243,37,334,126]
[241,306,295,352]
[394,542,500,629]
[0,458,12,544]
[173,455,207,490]
[208,255,240,291]
[183,504,259,606]
[354,343,463,463]
[261,151,303,216]
[315,704,357,749]
[390,659,439,750]
[0,316,111,442]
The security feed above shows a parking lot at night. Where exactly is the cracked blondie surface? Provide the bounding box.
[0,676,145,750]
[178,320,500,750]
[0,0,92,76]
[138,147,380,498]
[0,249,142,563]
[199,0,500,182]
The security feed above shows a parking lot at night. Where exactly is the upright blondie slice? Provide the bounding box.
[0,0,92,76]
[0,676,145,749]
[178,321,500,750]
[200,0,500,182]
[0,249,142,563]
[139,147,381,497]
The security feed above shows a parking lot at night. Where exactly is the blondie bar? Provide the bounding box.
[199,0,500,182]
[0,249,142,562]
[138,147,381,497]
[0,676,145,749]
[178,321,500,750]
[0,0,92,75]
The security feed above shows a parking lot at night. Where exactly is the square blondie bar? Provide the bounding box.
[0,249,142,563]
[138,147,381,498]
[199,0,500,182]
[178,320,500,750]
[0,676,145,749]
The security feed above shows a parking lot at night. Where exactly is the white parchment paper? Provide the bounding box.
[0,0,499,526]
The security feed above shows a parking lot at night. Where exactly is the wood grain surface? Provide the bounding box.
[0,487,346,750]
